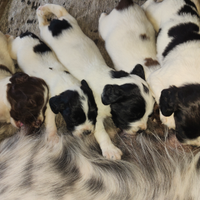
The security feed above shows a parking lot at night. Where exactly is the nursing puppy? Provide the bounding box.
[1,127,200,199]
[36,4,155,159]
[142,0,200,145]
[98,0,160,79]
[8,32,97,142]
[0,31,48,130]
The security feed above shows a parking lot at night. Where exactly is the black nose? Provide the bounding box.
[136,129,143,134]
[83,130,91,136]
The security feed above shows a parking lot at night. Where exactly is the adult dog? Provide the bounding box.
[36,4,155,159]
[98,0,160,79]
[0,125,200,199]
[8,32,97,143]
[0,31,48,131]
[143,0,200,145]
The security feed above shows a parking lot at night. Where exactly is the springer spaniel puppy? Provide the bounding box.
[8,32,97,142]
[98,0,160,79]
[0,31,48,130]
[142,0,200,145]
[36,4,155,159]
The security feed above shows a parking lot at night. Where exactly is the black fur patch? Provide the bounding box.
[184,0,198,10]
[102,83,146,130]
[142,84,149,94]
[178,5,199,18]
[163,23,200,57]
[48,19,72,37]
[20,31,39,40]
[116,0,134,10]
[33,42,52,54]
[160,84,200,142]
[80,80,98,126]
[110,70,130,79]
[130,64,145,80]
[49,90,86,132]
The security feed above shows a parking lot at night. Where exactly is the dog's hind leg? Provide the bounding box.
[37,4,68,20]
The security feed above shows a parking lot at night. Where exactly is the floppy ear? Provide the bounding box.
[81,79,97,111]
[101,84,125,105]
[130,64,145,80]
[49,95,62,114]
[159,86,178,116]
[10,72,29,84]
[80,80,93,97]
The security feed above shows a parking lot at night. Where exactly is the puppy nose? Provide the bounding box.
[136,129,143,134]
[33,120,42,128]
[83,130,91,136]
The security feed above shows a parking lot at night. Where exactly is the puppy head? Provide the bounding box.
[49,80,97,137]
[7,72,49,129]
[160,84,200,143]
[102,65,154,134]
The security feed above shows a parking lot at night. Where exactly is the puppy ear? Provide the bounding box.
[101,84,125,105]
[81,79,97,110]
[130,64,145,80]
[49,96,62,114]
[10,72,29,84]
[80,80,92,95]
[159,86,178,116]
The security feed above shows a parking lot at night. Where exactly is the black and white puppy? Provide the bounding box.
[143,0,200,145]
[98,0,160,79]
[8,32,97,142]
[36,4,155,159]
[0,31,48,130]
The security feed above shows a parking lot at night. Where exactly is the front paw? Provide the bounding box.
[160,112,175,129]
[101,143,122,160]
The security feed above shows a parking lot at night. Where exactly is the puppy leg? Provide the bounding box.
[37,4,68,23]
[44,104,59,144]
[160,112,175,129]
[98,12,108,40]
[94,117,122,160]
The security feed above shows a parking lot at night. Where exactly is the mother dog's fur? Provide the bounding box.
[0,126,200,200]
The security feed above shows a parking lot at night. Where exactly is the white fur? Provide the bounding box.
[0,32,22,128]
[7,34,95,143]
[98,1,160,79]
[36,4,154,159]
[142,0,200,129]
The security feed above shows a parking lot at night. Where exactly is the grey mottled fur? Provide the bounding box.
[0,125,200,200]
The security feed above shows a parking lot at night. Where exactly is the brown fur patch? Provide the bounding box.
[144,58,159,67]
[116,0,134,10]
[7,72,49,129]
[140,34,150,40]
[0,64,12,75]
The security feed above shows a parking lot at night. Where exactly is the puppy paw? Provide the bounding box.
[99,12,107,21]
[101,143,122,160]
[160,113,175,129]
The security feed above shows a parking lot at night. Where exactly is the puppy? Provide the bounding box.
[0,31,48,130]
[8,32,97,142]
[98,0,160,79]
[143,0,200,145]
[36,4,155,159]
[1,126,200,199]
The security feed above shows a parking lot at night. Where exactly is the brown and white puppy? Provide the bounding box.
[8,31,97,143]
[98,0,160,79]
[0,31,48,131]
